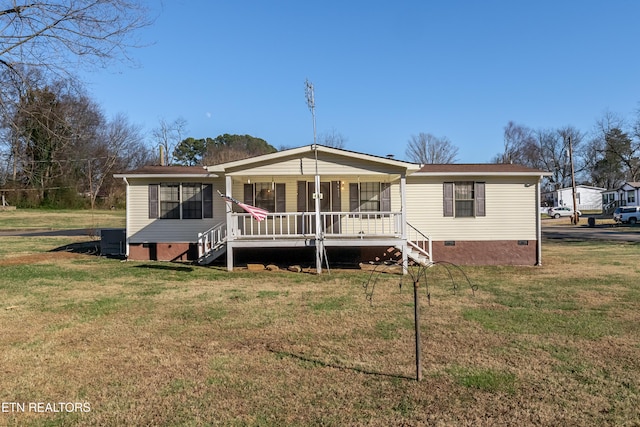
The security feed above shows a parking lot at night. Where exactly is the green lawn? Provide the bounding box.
[0,208,125,230]
[0,211,639,426]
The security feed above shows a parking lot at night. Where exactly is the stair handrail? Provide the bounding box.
[197,221,227,259]
[406,221,432,263]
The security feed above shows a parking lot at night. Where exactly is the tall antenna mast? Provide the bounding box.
[305,79,323,273]
[305,79,318,150]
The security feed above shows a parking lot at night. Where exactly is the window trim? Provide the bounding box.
[349,182,391,213]
[160,182,180,219]
[244,182,285,212]
[443,181,486,218]
[148,182,213,220]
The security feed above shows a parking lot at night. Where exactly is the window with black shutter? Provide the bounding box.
[443,181,486,218]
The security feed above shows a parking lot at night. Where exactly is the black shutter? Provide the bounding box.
[297,181,307,211]
[203,184,213,218]
[243,184,253,205]
[297,181,307,234]
[475,182,486,217]
[331,181,341,211]
[349,183,359,212]
[276,183,286,212]
[380,182,391,212]
[149,184,159,219]
[307,181,316,212]
[443,182,454,217]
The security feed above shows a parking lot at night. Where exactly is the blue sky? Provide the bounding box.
[81,1,640,163]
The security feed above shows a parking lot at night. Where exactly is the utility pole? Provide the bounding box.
[568,136,579,225]
[305,79,323,273]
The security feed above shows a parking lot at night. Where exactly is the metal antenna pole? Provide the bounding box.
[413,278,423,381]
[305,79,323,273]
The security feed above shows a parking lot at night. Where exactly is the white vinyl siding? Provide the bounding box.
[224,152,404,177]
[126,178,223,243]
[231,176,400,214]
[406,176,538,241]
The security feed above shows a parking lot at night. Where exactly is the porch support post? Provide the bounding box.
[536,177,542,266]
[225,175,234,272]
[401,173,408,274]
[123,177,130,258]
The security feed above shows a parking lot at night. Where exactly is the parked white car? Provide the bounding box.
[613,206,640,225]
[547,207,581,219]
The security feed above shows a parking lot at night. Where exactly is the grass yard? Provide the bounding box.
[0,209,125,231]
[0,213,639,425]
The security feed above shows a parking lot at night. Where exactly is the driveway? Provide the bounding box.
[542,218,640,242]
[0,228,100,237]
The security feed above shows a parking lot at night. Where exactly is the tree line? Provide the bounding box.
[0,1,638,208]
[404,110,640,192]
[489,113,640,191]
[0,71,280,208]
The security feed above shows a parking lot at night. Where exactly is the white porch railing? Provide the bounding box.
[197,221,227,258]
[196,214,432,267]
[231,211,403,238]
[406,221,432,264]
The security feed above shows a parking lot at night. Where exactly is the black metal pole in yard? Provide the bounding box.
[414,280,423,381]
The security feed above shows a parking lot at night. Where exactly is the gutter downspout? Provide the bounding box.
[536,177,542,266]
[123,177,130,258]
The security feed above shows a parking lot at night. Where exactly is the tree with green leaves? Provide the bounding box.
[203,134,277,165]
[586,112,639,188]
[173,137,213,166]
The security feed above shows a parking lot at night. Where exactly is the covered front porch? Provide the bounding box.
[197,210,431,272]
[199,145,428,272]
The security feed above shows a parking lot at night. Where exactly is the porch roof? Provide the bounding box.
[114,165,218,179]
[206,144,420,174]
[413,163,552,177]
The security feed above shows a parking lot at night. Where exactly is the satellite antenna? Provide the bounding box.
[305,79,324,273]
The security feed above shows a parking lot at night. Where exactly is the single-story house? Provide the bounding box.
[601,182,640,212]
[114,145,550,272]
[542,185,606,212]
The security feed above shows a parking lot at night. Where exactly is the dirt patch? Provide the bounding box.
[0,251,86,266]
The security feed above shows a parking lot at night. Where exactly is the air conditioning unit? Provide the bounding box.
[100,228,126,257]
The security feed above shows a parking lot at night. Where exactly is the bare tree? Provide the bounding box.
[405,132,458,164]
[534,129,569,190]
[151,117,188,165]
[493,121,539,165]
[0,1,151,79]
[85,113,147,208]
[318,128,347,149]
[12,79,79,200]
[0,0,151,202]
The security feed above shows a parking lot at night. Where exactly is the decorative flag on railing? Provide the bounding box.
[217,190,268,222]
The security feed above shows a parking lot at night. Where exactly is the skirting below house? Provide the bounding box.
[126,240,538,267]
[128,242,196,262]
[431,240,538,266]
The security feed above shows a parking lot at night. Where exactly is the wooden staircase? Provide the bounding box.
[403,222,432,266]
[196,222,227,265]
[372,223,432,267]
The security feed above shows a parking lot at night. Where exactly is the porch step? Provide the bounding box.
[405,247,431,266]
[196,242,227,265]
[372,245,431,267]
